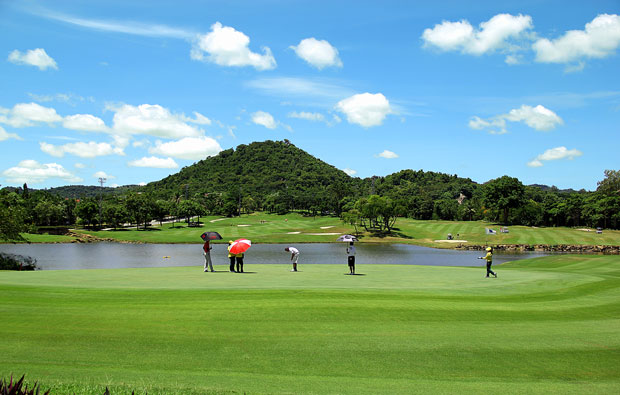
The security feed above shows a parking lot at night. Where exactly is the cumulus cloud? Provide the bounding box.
[149,136,222,160]
[0,125,21,141]
[527,146,583,167]
[291,38,343,69]
[40,141,124,158]
[533,14,620,67]
[0,102,63,128]
[336,93,392,128]
[8,48,58,70]
[251,111,278,129]
[376,150,399,159]
[128,156,179,169]
[422,14,533,62]
[342,168,357,176]
[63,114,109,132]
[110,103,203,138]
[191,22,276,70]
[2,160,82,184]
[470,105,562,134]
[505,105,563,131]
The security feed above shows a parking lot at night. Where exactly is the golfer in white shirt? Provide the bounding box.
[284,247,300,271]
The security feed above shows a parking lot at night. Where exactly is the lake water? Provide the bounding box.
[0,243,550,270]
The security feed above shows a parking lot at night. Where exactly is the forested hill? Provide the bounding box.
[144,140,354,199]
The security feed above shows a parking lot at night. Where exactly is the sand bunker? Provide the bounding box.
[320,226,335,229]
[434,240,468,243]
[286,231,301,234]
[237,224,251,227]
[210,218,226,223]
[577,228,592,232]
[306,232,341,236]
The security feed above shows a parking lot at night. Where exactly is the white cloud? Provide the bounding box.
[291,38,343,69]
[526,159,544,168]
[40,141,124,158]
[110,103,203,138]
[422,14,533,62]
[2,160,82,184]
[246,77,355,101]
[376,150,399,159]
[251,111,277,129]
[8,48,58,70]
[288,111,326,122]
[63,114,108,132]
[181,111,212,125]
[0,125,21,141]
[533,14,620,67]
[93,171,115,179]
[37,10,194,39]
[505,105,563,131]
[0,102,63,128]
[470,105,562,134]
[138,182,147,186]
[149,136,222,160]
[128,156,179,169]
[527,146,583,167]
[335,93,392,128]
[74,162,87,169]
[342,168,357,176]
[191,22,276,70]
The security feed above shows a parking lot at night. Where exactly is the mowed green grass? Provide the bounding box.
[1,255,619,394]
[22,212,620,246]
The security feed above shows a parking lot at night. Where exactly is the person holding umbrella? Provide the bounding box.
[229,238,252,273]
[284,247,300,272]
[478,247,497,278]
[337,235,358,275]
[200,232,222,273]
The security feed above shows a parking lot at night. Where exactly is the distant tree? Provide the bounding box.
[0,190,26,241]
[75,198,99,229]
[597,170,620,196]
[482,176,526,224]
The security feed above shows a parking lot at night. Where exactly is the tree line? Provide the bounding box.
[1,139,618,241]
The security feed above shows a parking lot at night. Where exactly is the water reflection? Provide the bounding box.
[0,243,550,270]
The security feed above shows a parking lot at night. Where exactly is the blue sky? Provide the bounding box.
[1,0,619,191]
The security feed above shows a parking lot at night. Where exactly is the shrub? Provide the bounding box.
[0,375,50,395]
[0,253,38,271]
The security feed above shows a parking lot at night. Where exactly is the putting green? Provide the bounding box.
[1,255,619,394]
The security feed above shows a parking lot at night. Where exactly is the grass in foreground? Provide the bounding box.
[20,212,620,247]
[1,255,619,394]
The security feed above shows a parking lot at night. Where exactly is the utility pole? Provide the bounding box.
[98,177,106,229]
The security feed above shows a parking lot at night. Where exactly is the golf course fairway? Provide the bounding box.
[1,255,619,394]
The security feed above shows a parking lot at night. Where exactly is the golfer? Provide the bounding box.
[203,240,214,272]
[478,247,497,278]
[346,242,356,274]
[285,247,300,271]
[227,241,236,272]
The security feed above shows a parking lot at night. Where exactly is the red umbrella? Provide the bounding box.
[229,238,251,254]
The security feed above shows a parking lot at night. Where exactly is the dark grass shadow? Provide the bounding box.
[344,273,366,276]
[368,230,412,239]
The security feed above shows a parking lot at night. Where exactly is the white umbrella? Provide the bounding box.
[336,234,358,242]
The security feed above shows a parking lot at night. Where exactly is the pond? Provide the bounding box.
[0,243,551,270]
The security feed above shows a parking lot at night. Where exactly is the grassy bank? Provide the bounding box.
[18,212,620,247]
[1,255,619,394]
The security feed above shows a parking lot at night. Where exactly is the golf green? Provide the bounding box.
[1,255,619,394]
